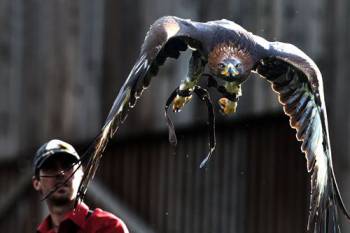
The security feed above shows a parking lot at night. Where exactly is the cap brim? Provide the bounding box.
[36,151,80,170]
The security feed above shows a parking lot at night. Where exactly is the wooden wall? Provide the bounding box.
[0,0,105,158]
[0,115,309,233]
[102,3,350,231]
[93,115,309,233]
[1,0,350,231]
[1,0,349,162]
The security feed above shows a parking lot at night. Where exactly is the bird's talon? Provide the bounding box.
[218,98,237,115]
[172,95,192,112]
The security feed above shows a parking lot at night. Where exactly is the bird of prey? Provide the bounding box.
[77,16,350,232]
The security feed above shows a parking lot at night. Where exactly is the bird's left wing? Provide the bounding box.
[256,41,350,232]
[76,16,205,202]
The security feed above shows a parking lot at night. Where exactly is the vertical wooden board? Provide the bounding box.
[139,142,150,219]
[246,127,257,233]
[66,0,104,139]
[257,125,267,232]
[172,139,185,233]
[218,130,229,233]
[265,127,276,233]
[209,133,222,233]
[187,139,199,233]
[0,0,23,157]
[236,128,248,233]
[156,140,168,232]
[148,142,160,228]
[202,136,211,233]
[226,130,239,233]
[130,143,140,210]
[275,125,285,233]
[191,135,204,233]
[165,140,175,233]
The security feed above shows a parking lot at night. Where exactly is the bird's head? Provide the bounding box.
[217,59,242,81]
[208,42,254,83]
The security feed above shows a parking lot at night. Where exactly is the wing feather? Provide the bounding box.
[75,16,205,202]
[257,42,350,232]
[283,88,306,115]
[74,16,350,233]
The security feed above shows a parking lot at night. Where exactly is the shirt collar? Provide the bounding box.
[37,215,51,233]
[66,202,90,228]
[37,203,90,232]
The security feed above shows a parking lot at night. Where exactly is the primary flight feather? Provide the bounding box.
[77,16,350,232]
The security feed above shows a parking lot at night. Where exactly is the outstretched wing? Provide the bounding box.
[256,42,350,232]
[76,16,205,202]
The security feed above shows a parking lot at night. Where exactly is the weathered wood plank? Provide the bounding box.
[0,0,105,158]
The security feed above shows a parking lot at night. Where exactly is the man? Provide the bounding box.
[32,139,129,233]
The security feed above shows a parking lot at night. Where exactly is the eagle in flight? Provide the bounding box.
[76,16,350,232]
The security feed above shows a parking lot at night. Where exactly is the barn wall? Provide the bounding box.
[2,0,349,157]
[0,115,309,233]
[0,0,104,158]
[96,115,308,233]
[0,0,350,232]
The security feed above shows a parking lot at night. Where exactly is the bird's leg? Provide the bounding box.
[217,81,242,115]
[172,80,195,112]
[172,51,205,112]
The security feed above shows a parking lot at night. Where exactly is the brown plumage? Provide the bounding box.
[208,42,254,76]
[74,16,350,233]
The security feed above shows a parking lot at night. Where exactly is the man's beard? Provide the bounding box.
[49,195,71,206]
[47,190,73,206]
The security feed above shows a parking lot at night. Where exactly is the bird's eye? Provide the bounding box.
[218,63,225,69]
[235,63,241,68]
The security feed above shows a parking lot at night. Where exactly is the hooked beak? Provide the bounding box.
[221,63,239,77]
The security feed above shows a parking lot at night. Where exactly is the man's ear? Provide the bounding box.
[32,176,41,191]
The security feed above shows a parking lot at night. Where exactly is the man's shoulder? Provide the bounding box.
[86,208,128,233]
[91,208,120,222]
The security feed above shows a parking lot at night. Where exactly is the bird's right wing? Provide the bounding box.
[76,16,206,202]
[256,41,350,232]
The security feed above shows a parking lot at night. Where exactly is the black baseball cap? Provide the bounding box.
[33,139,80,175]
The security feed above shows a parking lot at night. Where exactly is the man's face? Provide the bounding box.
[32,155,83,206]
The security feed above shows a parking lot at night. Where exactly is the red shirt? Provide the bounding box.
[37,203,129,233]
